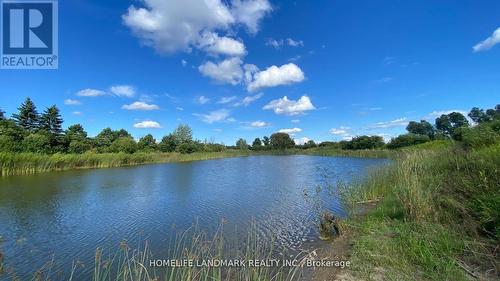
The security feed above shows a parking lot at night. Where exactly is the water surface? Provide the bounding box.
[0,155,388,279]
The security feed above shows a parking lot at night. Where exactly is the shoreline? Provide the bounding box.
[0,148,393,177]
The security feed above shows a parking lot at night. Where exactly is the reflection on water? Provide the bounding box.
[0,155,388,279]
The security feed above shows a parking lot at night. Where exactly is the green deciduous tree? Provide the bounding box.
[66,124,87,140]
[0,119,26,152]
[406,120,435,139]
[108,137,137,154]
[236,138,248,150]
[172,124,193,145]
[485,104,500,121]
[138,134,157,151]
[435,112,470,139]
[262,136,270,146]
[270,133,295,150]
[22,132,52,153]
[468,107,490,124]
[387,134,430,149]
[302,140,317,149]
[177,142,198,154]
[158,134,177,152]
[252,138,262,150]
[342,135,384,150]
[12,97,40,132]
[65,124,90,154]
[95,128,132,152]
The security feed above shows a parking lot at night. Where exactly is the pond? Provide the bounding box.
[0,155,388,279]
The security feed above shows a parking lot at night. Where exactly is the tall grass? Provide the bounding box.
[8,223,305,281]
[0,148,394,177]
[344,143,500,280]
[0,151,255,176]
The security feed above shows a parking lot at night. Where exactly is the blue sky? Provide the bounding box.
[1,0,500,145]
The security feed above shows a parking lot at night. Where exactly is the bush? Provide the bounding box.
[203,143,226,152]
[68,140,91,154]
[22,133,52,153]
[387,134,430,149]
[158,134,177,152]
[108,137,138,154]
[342,135,384,150]
[460,124,498,148]
[176,142,198,154]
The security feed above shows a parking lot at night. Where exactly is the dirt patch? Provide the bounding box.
[309,201,384,281]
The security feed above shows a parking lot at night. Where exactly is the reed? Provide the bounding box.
[13,223,306,281]
[0,148,394,177]
[344,143,500,280]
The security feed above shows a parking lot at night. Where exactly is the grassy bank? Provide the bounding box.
[344,143,499,280]
[0,148,392,177]
[0,150,259,176]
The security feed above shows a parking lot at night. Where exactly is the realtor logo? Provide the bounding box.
[1,0,58,69]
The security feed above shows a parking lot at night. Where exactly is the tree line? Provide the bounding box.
[1,98,498,154]
[0,98,229,154]
[316,105,499,150]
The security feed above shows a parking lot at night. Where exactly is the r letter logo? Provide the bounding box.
[1,0,58,69]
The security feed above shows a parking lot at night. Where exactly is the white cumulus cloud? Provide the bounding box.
[122,101,160,110]
[294,137,310,145]
[110,85,136,97]
[247,63,305,91]
[198,32,246,57]
[473,27,500,52]
[263,95,315,116]
[122,0,271,55]
[199,57,244,85]
[278,127,302,135]
[330,126,351,136]
[134,120,162,129]
[64,99,81,105]
[76,89,106,97]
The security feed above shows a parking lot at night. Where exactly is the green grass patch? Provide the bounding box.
[345,142,500,280]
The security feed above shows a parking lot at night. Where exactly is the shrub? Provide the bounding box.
[159,134,177,152]
[22,133,52,153]
[342,135,384,150]
[460,124,498,148]
[176,142,197,154]
[68,140,91,154]
[108,137,138,154]
[387,134,430,149]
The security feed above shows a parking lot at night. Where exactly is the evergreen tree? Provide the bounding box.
[40,105,63,136]
[12,97,40,132]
